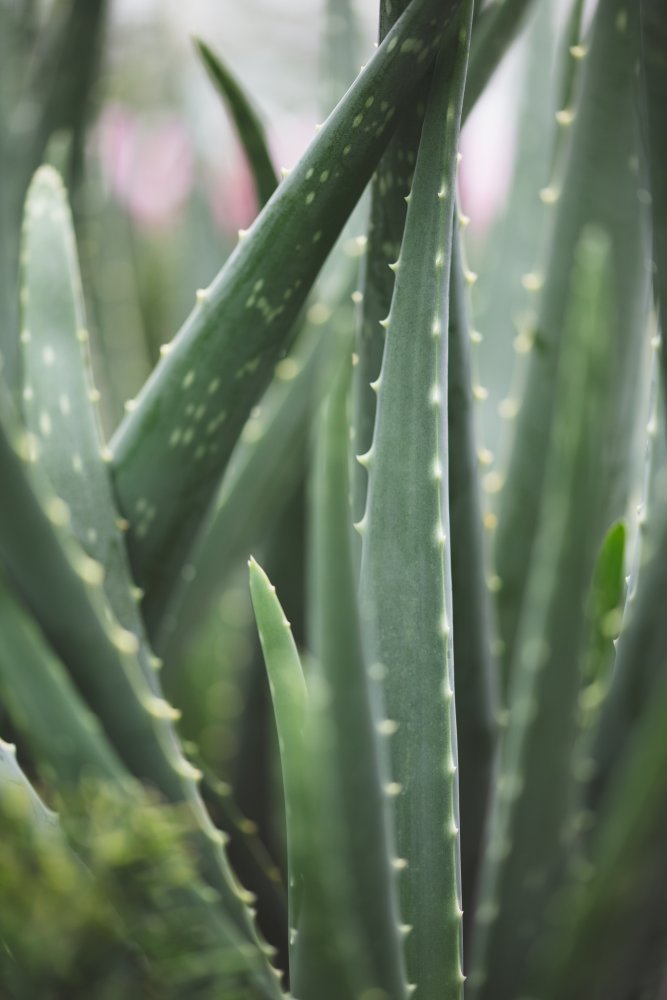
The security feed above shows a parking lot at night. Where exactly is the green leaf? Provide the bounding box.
[493,0,650,684]
[472,0,560,473]
[0,0,107,402]
[16,167,285,989]
[20,165,159,696]
[109,0,463,636]
[359,4,473,994]
[248,557,307,939]
[158,257,356,661]
[589,509,667,809]
[195,39,278,209]
[469,228,615,1000]
[350,0,431,526]
[640,0,667,412]
[0,736,59,840]
[0,567,127,788]
[0,384,282,999]
[307,353,407,998]
[536,512,667,999]
[249,559,351,997]
[580,520,626,710]
[447,226,498,919]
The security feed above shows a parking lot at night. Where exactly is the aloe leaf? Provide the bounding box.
[578,520,626,728]
[448,226,498,919]
[20,165,161,699]
[109,0,460,635]
[290,677,370,1000]
[251,556,384,998]
[249,560,350,997]
[468,228,614,1000]
[535,513,667,998]
[359,5,473,994]
[473,0,559,469]
[353,0,548,527]
[493,0,650,683]
[0,570,277,994]
[25,0,108,177]
[195,39,278,209]
[158,257,356,661]
[0,568,128,788]
[553,0,586,150]
[567,520,626,850]
[0,387,282,999]
[0,0,107,402]
[158,36,360,657]
[189,748,288,938]
[640,0,667,408]
[588,508,667,810]
[586,355,664,810]
[351,0,431,526]
[17,167,284,989]
[0,736,59,839]
[248,558,307,949]
[308,354,407,997]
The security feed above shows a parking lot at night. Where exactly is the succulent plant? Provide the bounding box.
[1,0,666,997]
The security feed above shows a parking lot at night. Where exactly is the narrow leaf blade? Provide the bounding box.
[110,0,463,634]
[195,39,278,208]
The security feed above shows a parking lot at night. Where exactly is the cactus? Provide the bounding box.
[2,0,667,994]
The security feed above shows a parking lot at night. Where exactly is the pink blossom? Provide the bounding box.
[207,151,258,234]
[97,103,194,230]
[460,78,518,236]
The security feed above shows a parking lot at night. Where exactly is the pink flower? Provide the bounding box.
[207,151,258,234]
[206,113,315,235]
[460,77,518,236]
[97,103,194,230]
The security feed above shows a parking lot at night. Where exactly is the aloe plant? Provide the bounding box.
[2,0,667,996]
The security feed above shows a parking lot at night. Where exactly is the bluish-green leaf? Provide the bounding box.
[0,383,282,999]
[195,39,278,209]
[20,165,159,696]
[536,512,667,998]
[640,0,667,412]
[0,567,127,788]
[0,735,59,840]
[109,0,463,636]
[359,4,473,994]
[469,228,615,1000]
[308,353,407,998]
[448,226,498,919]
[494,0,650,684]
[250,559,357,998]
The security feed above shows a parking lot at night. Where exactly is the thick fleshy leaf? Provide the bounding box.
[359,4,473,994]
[109,0,464,635]
[469,228,614,1000]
